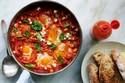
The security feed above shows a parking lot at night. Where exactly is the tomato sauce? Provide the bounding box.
[9,6,81,73]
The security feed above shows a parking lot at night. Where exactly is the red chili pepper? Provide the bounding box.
[111,20,120,29]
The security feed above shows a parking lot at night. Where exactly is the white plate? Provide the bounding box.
[81,41,125,83]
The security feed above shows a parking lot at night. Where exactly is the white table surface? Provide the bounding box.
[0,0,125,83]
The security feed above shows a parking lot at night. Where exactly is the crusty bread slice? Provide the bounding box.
[111,50,125,82]
[99,54,115,83]
[88,63,100,83]
[93,52,105,65]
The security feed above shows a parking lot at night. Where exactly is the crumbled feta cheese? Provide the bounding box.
[40,38,46,42]
[28,18,32,24]
[36,7,41,11]
[52,63,57,67]
[42,26,46,30]
[40,31,46,37]
[20,46,22,49]
[58,43,65,51]
[62,17,66,20]
[47,41,52,45]
[14,23,18,27]
[13,51,16,53]
[54,18,58,22]
[44,67,47,70]
[54,10,58,14]
[65,33,71,38]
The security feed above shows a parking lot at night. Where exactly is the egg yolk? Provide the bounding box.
[39,15,47,24]
[48,27,58,44]
[22,46,31,55]
[20,24,30,33]
[41,56,52,66]
[54,43,68,58]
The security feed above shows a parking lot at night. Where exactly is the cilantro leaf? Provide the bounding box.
[31,20,42,31]
[50,44,56,50]
[25,63,35,68]
[35,43,41,51]
[36,33,42,41]
[64,23,70,28]
[23,19,29,23]
[24,30,30,37]
[57,55,64,64]
[59,33,65,41]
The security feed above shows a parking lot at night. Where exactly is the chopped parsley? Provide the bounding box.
[24,30,30,37]
[36,33,42,41]
[59,33,65,41]
[69,31,72,35]
[55,14,59,18]
[57,55,64,64]
[25,63,35,68]
[50,44,56,50]
[35,43,41,51]
[13,29,18,33]
[17,35,23,38]
[64,23,70,28]
[23,19,29,23]
[31,20,42,31]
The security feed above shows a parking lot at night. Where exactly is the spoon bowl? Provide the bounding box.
[1,20,19,77]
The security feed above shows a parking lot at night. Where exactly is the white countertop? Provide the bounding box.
[0,0,125,83]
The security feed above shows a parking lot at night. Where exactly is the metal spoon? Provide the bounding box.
[1,20,18,77]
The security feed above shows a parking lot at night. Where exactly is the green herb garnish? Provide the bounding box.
[50,44,56,50]
[55,14,59,18]
[17,35,23,38]
[57,55,64,64]
[31,20,42,31]
[69,31,72,35]
[36,33,42,41]
[24,30,30,37]
[25,63,35,68]
[13,29,18,33]
[35,43,41,51]
[59,33,65,41]
[23,19,29,23]
[64,23,70,28]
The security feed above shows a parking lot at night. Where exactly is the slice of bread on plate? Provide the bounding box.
[93,51,123,83]
[93,52,105,65]
[98,53,115,83]
[111,50,125,82]
[88,63,100,83]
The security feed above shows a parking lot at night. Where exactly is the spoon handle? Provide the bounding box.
[1,20,8,50]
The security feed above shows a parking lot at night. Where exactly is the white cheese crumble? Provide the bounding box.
[52,63,57,67]
[65,33,71,38]
[47,41,52,45]
[13,51,16,53]
[54,10,58,14]
[58,43,65,51]
[54,18,58,22]
[36,7,41,11]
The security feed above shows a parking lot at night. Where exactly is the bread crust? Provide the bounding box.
[99,55,115,83]
[88,63,100,83]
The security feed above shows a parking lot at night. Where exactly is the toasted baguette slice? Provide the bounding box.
[93,52,105,65]
[99,54,115,83]
[93,51,124,83]
[111,50,125,82]
[88,63,100,83]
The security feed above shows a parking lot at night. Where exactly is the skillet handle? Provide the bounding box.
[16,70,34,83]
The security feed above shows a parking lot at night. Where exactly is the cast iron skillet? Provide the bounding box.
[8,1,82,75]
